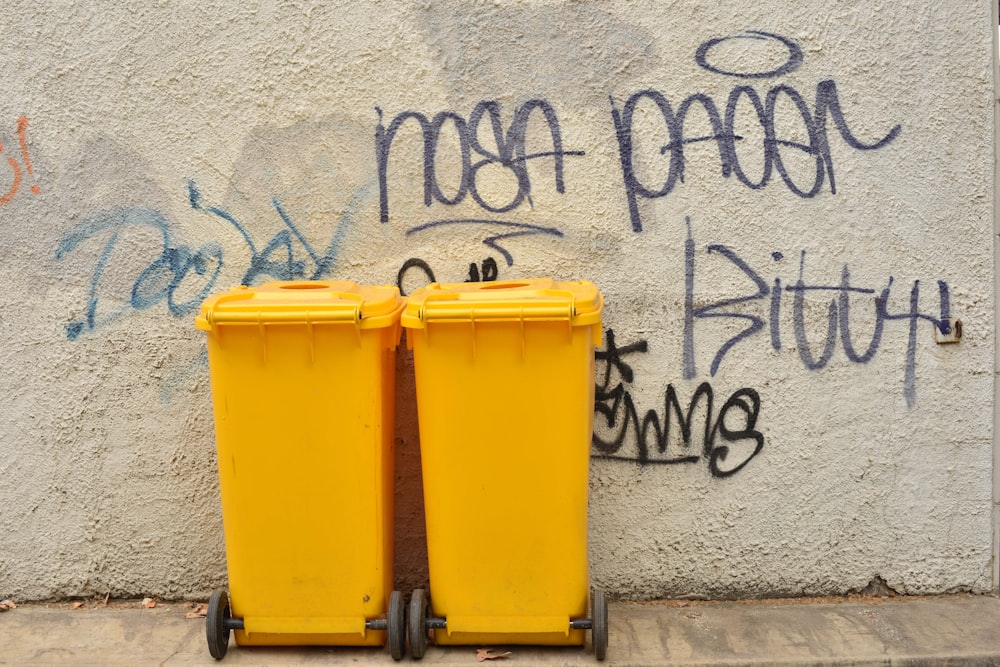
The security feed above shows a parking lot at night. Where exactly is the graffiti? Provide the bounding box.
[56,28,915,375]
[376,99,573,266]
[396,256,500,295]
[396,258,436,295]
[55,207,223,340]
[405,218,563,267]
[695,31,804,79]
[375,99,585,223]
[681,218,951,407]
[466,257,498,282]
[55,181,369,339]
[160,348,209,404]
[0,116,40,205]
[610,33,901,232]
[592,329,764,477]
[187,180,363,286]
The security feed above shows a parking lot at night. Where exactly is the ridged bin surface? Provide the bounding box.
[196,280,404,647]
[402,278,603,646]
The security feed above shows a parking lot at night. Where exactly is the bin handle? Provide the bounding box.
[415,290,576,323]
[196,305,362,327]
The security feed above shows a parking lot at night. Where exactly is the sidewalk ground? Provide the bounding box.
[2,594,999,666]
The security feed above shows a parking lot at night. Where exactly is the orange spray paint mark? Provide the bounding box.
[16,116,38,195]
[0,140,22,205]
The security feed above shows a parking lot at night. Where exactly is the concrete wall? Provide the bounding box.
[0,0,994,601]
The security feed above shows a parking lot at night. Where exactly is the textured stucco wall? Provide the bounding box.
[0,0,994,601]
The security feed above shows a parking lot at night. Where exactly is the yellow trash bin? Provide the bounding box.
[195,280,407,661]
[400,278,608,660]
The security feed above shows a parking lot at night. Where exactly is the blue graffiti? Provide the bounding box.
[186,181,360,285]
[160,347,210,404]
[57,181,365,340]
[56,207,223,340]
[681,218,951,407]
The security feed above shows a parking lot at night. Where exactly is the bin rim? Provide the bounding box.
[400,278,602,329]
[195,280,405,331]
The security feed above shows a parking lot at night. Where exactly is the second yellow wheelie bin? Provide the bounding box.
[401,278,608,660]
[195,280,407,661]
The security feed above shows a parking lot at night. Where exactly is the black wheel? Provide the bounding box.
[388,590,406,661]
[206,589,231,660]
[408,588,429,660]
[592,589,608,661]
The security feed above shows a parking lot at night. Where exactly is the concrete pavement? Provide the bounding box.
[2,595,999,666]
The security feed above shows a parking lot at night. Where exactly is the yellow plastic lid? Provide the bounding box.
[401,278,603,328]
[195,280,403,331]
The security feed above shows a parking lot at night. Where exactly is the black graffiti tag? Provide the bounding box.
[593,329,764,478]
[610,32,901,232]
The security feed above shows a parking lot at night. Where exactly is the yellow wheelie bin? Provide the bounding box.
[195,280,407,661]
[400,278,608,660]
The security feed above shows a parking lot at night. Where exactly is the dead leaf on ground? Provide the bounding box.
[186,603,208,619]
[0,600,15,612]
[72,601,85,610]
[102,592,110,607]
[476,648,512,662]
[142,598,157,609]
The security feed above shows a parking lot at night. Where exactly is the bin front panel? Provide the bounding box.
[410,318,597,643]
[200,281,403,646]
